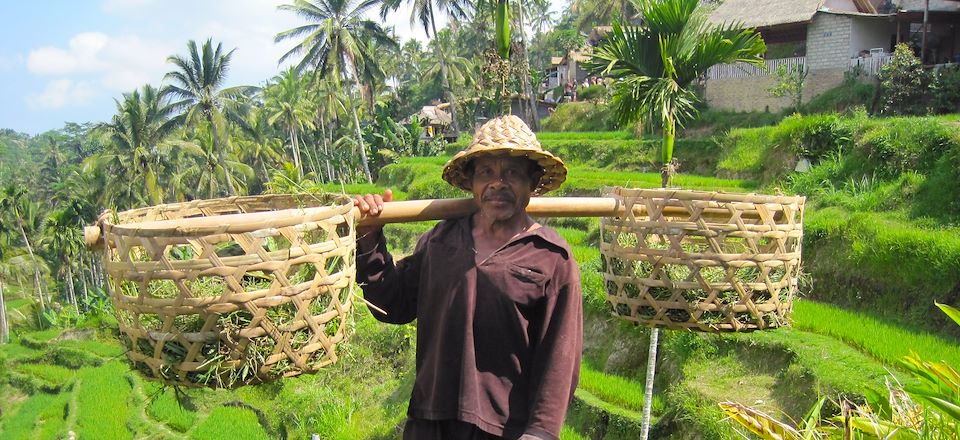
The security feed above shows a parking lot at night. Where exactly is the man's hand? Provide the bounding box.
[353,189,393,248]
[353,188,392,218]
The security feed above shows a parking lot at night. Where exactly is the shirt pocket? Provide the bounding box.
[503,263,546,305]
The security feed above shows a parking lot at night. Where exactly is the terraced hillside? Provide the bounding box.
[3,121,960,438]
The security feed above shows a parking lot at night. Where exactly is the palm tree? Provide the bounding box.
[527,0,556,36]
[264,67,317,179]
[380,0,471,133]
[165,38,255,195]
[234,106,285,187]
[181,121,255,199]
[0,184,47,311]
[570,0,637,32]
[276,0,398,183]
[95,84,183,206]
[42,208,83,311]
[588,0,765,187]
[424,30,475,96]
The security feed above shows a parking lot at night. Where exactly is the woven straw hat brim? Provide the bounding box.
[442,147,567,195]
[442,115,567,195]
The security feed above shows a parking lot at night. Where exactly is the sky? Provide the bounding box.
[0,0,565,136]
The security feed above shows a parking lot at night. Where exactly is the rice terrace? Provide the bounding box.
[1,0,960,439]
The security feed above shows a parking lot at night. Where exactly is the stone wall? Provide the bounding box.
[704,69,846,112]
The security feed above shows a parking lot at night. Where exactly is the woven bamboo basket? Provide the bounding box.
[599,187,805,332]
[93,194,355,388]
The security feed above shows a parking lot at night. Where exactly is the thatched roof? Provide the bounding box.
[707,0,825,28]
[408,104,451,126]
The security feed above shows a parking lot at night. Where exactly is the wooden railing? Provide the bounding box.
[850,54,893,77]
[706,56,805,80]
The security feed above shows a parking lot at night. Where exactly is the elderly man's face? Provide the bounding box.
[469,155,537,222]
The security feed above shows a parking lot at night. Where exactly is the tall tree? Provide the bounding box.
[42,208,84,311]
[94,85,183,206]
[264,67,317,178]
[276,0,398,183]
[165,38,255,195]
[570,0,637,32]
[588,0,765,187]
[380,0,472,132]
[0,185,46,310]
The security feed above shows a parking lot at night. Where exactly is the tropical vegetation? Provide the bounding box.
[2,0,960,438]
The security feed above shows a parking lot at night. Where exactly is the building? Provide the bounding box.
[704,0,960,112]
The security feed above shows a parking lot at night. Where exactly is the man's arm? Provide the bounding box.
[354,189,420,324]
[523,254,583,440]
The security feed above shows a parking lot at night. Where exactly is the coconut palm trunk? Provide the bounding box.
[207,113,236,195]
[65,263,78,312]
[429,10,459,133]
[318,115,334,181]
[79,254,89,311]
[516,0,540,130]
[1,279,8,344]
[348,69,374,183]
[16,222,45,310]
[289,126,304,178]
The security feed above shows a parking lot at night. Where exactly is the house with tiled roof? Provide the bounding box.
[704,0,959,111]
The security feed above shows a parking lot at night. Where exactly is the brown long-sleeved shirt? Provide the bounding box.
[357,216,582,440]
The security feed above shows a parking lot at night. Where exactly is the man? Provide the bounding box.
[353,115,582,440]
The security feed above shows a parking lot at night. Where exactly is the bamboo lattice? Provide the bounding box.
[96,194,356,387]
[600,187,805,332]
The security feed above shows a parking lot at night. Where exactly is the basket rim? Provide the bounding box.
[99,194,354,238]
[602,186,806,205]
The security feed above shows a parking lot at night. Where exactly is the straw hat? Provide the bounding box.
[442,115,567,195]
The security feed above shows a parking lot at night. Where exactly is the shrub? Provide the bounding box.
[716,127,773,178]
[878,43,930,115]
[930,64,960,114]
[856,116,959,176]
[541,102,619,131]
[577,84,607,102]
[771,113,853,160]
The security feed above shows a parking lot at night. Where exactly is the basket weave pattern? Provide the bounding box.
[600,187,805,332]
[98,194,355,387]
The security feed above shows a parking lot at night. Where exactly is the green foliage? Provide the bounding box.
[189,405,270,440]
[792,300,960,367]
[769,64,808,111]
[75,361,133,440]
[930,64,960,114]
[857,116,958,177]
[683,110,782,137]
[541,102,618,131]
[145,385,198,432]
[802,208,960,336]
[801,80,876,115]
[879,43,931,116]
[535,131,636,141]
[0,392,68,440]
[576,84,607,102]
[578,362,659,414]
[771,113,853,160]
[14,363,76,388]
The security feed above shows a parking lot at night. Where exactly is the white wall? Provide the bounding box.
[850,16,895,56]
[807,14,853,70]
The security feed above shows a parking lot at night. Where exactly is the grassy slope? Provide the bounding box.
[4,116,960,438]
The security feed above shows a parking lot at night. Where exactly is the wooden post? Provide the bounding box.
[640,327,659,440]
[922,0,930,64]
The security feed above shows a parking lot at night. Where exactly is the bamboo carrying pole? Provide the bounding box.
[85,196,771,247]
